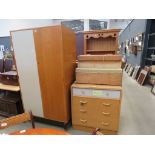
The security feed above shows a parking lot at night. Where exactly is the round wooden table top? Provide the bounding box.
[9,128,70,135]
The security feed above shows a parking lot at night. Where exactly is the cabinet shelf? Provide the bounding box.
[147,47,155,50]
[84,29,120,55]
[86,49,115,52]
[145,58,155,61]
[149,33,155,36]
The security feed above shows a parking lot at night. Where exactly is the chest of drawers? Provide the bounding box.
[71,83,122,134]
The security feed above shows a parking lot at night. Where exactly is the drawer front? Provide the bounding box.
[72,96,120,130]
[72,96,97,127]
[97,99,120,114]
[7,103,18,115]
[0,101,8,113]
[97,117,119,131]
[73,88,121,99]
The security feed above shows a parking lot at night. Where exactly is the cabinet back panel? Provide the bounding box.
[33,27,65,121]
[87,38,116,51]
[11,30,43,117]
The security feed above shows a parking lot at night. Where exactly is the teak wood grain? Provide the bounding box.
[71,83,122,133]
[33,25,76,123]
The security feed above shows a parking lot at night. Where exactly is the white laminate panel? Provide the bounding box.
[11,30,43,117]
[72,88,120,99]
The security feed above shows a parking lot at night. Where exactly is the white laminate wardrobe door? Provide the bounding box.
[11,30,43,117]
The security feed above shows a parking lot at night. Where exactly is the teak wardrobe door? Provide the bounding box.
[33,27,65,122]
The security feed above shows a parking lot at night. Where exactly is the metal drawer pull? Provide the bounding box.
[80,101,88,105]
[101,122,109,126]
[102,112,111,116]
[80,119,87,123]
[102,103,111,106]
[80,109,87,113]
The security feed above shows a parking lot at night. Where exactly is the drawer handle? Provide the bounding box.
[80,109,87,113]
[80,101,87,105]
[101,122,109,126]
[102,112,111,116]
[80,119,87,123]
[102,103,111,107]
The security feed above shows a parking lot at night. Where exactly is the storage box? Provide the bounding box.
[76,68,122,86]
[78,55,122,69]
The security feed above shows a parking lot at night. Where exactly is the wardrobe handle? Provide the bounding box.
[80,119,87,123]
[101,122,109,126]
[80,109,87,113]
[102,112,111,116]
[102,103,111,107]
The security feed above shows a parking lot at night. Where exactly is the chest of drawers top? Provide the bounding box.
[72,83,122,100]
[72,83,122,91]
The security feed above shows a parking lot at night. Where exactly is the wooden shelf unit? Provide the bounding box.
[142,20,155,66]
[84,29,120,55]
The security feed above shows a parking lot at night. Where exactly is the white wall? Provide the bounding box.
[0,19,53,37]
[109,19,131,30]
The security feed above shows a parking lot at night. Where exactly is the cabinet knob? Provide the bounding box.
[102,103,111,106]
[80,101,87,105]
[101,122,109,126]
[80,119,87,123]
[80,109,87,113]
[102,112,111,116]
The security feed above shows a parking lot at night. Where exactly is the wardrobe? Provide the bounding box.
[11,25,76,125]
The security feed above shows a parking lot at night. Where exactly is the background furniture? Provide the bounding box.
[71,83,122,135]
[11,25,76,127]
[0,84,23,117]
[137,69,148,85]
[151,84,155,95]
[0,111,35,129]
[0,59,4,73]
[84,29,120,55]
[142,19,155,67]
[0,71,18,86]
[3,58,13,72]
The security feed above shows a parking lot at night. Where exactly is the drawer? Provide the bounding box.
[72,112,88,127]
[7,103,18,115]
[97,117,119,131]
[72,96,98,116]
[72,96,120,114]
[97,99,120,114]
[71,96,120,129]
[72,88,121,99]
[72,97,97,127]
[0,101,8,113]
